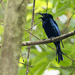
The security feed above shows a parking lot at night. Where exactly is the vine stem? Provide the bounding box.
[26,0,35,75]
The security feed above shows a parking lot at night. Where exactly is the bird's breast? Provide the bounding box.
[42,19,60,38]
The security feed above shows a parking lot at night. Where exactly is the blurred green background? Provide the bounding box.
[0,0,75,75]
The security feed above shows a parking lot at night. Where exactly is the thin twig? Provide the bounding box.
[0,19,4,22]
[62,13,75,34]
[22,30,75,46]
[63,53,75,62]
[18,0,25,9]
[26,0,35,75]
[27,20,42,31]
[20,53,26,57]
[0,0,2,3]
[25,29,40,40]
[20,53,26,62]
[70,67,75,75]
[19,62,33,68]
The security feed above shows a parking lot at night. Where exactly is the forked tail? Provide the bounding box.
[56,43,63,63]
[54,42,63,63]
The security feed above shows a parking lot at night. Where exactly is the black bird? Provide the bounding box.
[39,13,63,63]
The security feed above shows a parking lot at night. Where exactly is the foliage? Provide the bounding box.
[0,0,75,75]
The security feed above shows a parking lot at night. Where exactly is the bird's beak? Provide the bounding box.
[38,13,45,19]
[38,13,45,16]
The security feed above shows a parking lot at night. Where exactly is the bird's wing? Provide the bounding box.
[49,18,64,47]
[53,20,58,27]
[49,18,61,36]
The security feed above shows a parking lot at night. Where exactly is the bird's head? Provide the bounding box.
[38,13,53,20]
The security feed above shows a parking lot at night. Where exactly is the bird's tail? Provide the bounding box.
[56,43,63,63]
[61,40,64,48]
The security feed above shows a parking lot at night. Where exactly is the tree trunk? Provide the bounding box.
[0,0,28,75]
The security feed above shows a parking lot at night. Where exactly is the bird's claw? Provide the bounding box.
[43,39,46,40]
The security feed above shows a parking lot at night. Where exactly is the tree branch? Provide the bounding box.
[19,62,33,68]
[22,30,75,46]
[0,0,2,3]
[0,19,4,22]
[27,20,42,31]
[0,30,75,48]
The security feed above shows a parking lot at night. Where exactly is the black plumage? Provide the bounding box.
[39,13,63,63]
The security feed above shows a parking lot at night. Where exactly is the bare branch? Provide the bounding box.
[62,13,75,34]
[0,0,2,3]
[22,30,75,46]
[70,67,75,75]
[27,20,42,31]
[0,19,4,22]
[19,62,33,68]
[26,0,35,75]
[0,30,75,48]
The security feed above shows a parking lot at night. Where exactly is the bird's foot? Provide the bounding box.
[49,37,54,40]
[43,39,46,40]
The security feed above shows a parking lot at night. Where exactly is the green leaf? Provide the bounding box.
[36,62,49,75]
[71,0,75,6]
[18,67,25,75]
[47,51,55,62]
[28,61,49,75]
[0,26,4,35]
[69,43,75,60]
[54,1,71,17]
[32,52,50,64]
[59,55,72,66]
[52,0,58,8]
